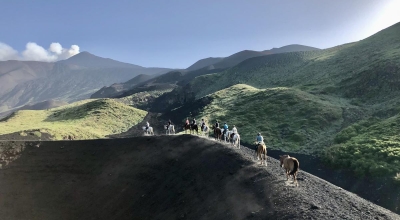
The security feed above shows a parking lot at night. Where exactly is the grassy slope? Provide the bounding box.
[182,84,343,154]
[0,99,147,140]
[117,89,174,109]
[326,115,400,178]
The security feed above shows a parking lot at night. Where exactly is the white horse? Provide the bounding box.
[142,126,154,135]
[201,125,209,137]
[222,129,231,142]
[165,125,175,135]
[231,133,240,148]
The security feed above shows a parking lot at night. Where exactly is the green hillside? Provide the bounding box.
[171,84,347,153]
[0,99,147,140]
[325,114,400,178]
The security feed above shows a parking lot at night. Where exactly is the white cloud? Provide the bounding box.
[49,42,63,54]
[0,42,19,61]
[0,42,80,62]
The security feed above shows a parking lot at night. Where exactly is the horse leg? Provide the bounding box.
[261,151,267,165]
[264,150,267,166]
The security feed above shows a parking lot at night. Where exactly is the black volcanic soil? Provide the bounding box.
[0,135,398,219]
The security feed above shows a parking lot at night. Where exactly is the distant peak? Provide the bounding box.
[70,51,96,57]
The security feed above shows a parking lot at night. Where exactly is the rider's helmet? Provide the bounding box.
[233,125,236,127]
[258,133,261,135]
[224,122,227,124]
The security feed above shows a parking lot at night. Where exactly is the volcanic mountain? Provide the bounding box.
[0,52,172,112]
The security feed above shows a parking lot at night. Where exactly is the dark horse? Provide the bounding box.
[213,126,222,141]
[190,124,199,135]
[183,123,191,134]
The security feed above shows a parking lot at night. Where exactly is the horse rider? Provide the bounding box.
[167,119,172,130]
[185,118,189,126]
[223,122,228,136]
[232,125,237,134]
[192,118,197,126]
[255,132,265,151]
[145,121,150,131]
[215,120,220,128]
[201,119,206,130]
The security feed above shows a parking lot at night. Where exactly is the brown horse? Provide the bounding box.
[190,124,199,135]
[256,143,267,166]
[213,126,222,141]
[279,155,300,186]
[183,123,190,134]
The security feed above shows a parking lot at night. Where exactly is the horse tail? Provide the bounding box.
[289,159,299,175]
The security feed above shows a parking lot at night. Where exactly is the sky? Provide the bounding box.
[1,0,400,68]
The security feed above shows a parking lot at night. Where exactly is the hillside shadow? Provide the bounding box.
[0,136,285,219]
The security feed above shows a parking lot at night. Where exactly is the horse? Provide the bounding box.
[220,129,229,142]
[213,126,222,141]
[201,125,209,137]
[183,123,191,134]
[228,132,237,143]
[165,125,175,135]
[142,126,154,136]
[190,124,199,135]
[255,143,267,166]
[279,155,300,186]
[222,129,231,142]
[231,133,240,148]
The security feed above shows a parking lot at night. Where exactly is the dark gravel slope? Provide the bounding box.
[0,135,398,219]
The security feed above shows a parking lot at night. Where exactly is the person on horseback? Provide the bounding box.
[255,132,265,151]
[145,121,150,131]
[201,119,206,129]
[167,119,172,130]
[185,118,189,126]
[232,125,237,134]
[215,120,219,128]
[223,122,228,136]
[192,118,196,126]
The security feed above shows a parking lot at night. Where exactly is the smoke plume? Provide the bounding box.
[0,42,80,62]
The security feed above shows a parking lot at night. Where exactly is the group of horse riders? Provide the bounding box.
[144,118,298,185]
[184,117,207,130]
[145,118,265,148]
[214,120,265,149]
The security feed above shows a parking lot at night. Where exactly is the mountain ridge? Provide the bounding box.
[0,53,172,112]
[92,44,320,100]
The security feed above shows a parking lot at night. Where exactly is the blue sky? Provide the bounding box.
[1,0,400,68]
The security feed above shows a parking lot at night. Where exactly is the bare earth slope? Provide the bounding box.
[0,135,398,220]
